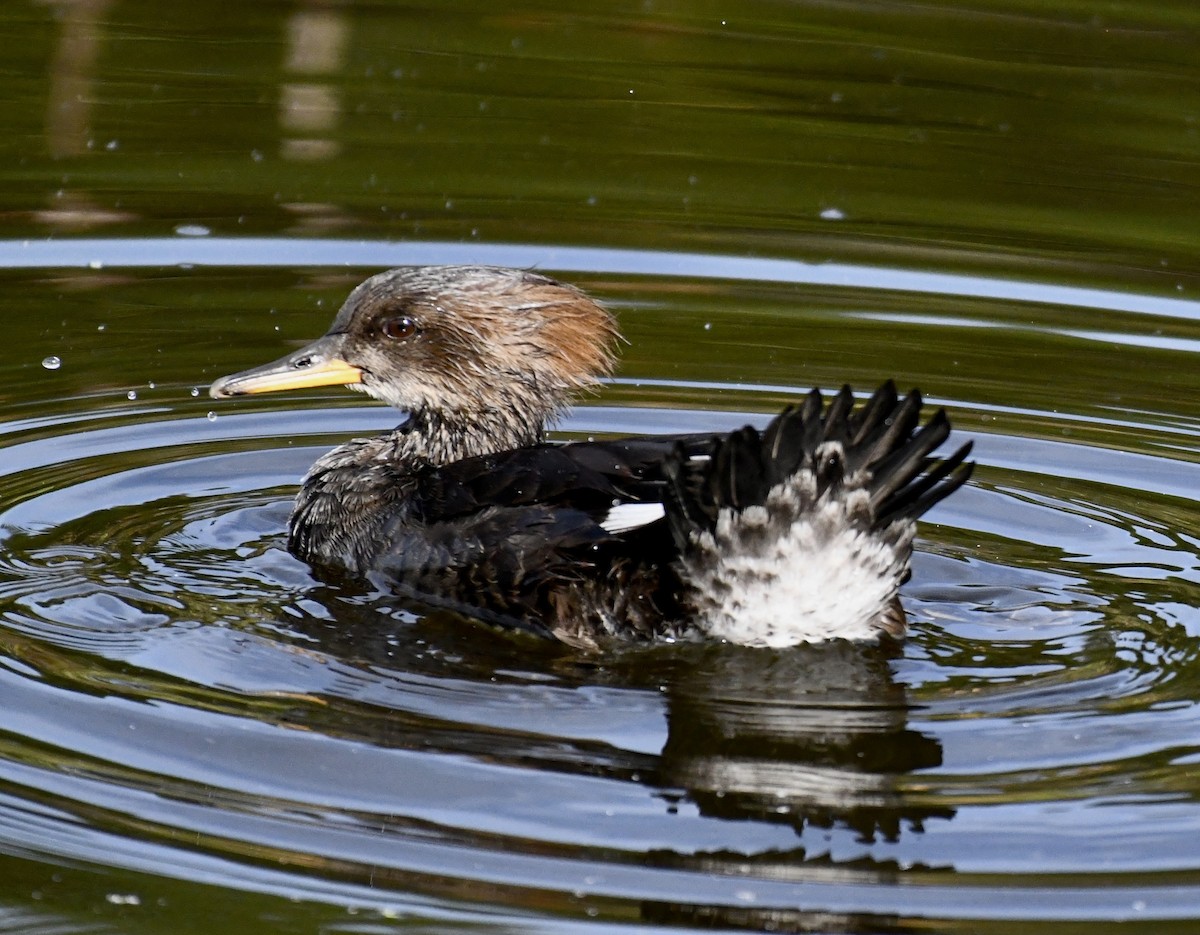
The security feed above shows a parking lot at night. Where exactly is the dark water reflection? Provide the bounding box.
[2,0,1200,933]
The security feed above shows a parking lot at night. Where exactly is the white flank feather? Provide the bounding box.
[678,474,913,648]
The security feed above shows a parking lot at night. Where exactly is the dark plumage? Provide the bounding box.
[210,265,973,649]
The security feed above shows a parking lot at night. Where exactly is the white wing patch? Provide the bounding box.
[600,502,666,534]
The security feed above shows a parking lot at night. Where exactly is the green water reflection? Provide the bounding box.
[4,1,1198,280]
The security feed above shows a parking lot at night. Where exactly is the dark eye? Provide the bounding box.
[380,316,418,340]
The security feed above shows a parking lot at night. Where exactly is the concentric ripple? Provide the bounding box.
[2,352,1199,930]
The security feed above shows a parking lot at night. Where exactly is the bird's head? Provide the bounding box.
[210,265,620,448]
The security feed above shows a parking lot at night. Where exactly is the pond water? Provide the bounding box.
[2,2,1199,933]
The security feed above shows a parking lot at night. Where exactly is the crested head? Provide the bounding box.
[332,265,619,420]
[210,265,621,463]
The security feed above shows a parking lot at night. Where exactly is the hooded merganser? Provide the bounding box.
[210,266,973,649]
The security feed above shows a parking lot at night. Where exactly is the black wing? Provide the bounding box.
[663,382,974,550]
[367,437,710,642]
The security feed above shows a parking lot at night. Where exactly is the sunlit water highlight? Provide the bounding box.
[6,237,1199,321]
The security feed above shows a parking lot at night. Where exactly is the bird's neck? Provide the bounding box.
[394,404,549,465]
[288,403,550,571]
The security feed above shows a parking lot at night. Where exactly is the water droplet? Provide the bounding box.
[206,411,217,422]
[41,355,62,370]
[127,390,137,400]
[190,387,200,397]
[820,207,846,220]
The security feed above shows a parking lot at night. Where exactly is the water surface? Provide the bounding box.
[1,2,1199,933]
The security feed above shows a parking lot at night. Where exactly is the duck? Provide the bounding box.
[209,265,973,649]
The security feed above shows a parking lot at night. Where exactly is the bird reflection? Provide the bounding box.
[634,641,950,932]
[288,590,950,855]
[656,641,949,844]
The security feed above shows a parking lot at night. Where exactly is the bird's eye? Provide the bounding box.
[380,316,418,340]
